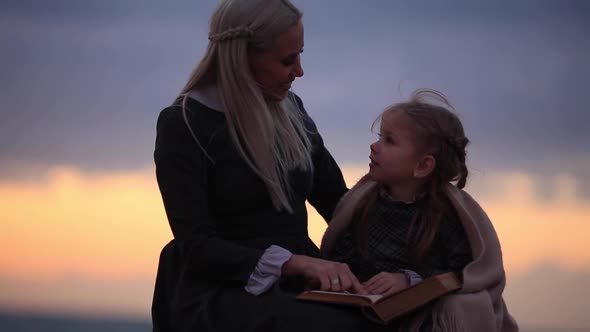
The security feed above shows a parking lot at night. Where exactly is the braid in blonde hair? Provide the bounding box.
[179,0,308,213]
[208,26,254,42]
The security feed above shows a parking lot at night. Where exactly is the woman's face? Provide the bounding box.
[249,20,304,101]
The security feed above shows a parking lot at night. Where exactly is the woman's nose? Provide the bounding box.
[293,58,304,78]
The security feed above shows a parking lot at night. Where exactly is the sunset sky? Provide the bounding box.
[1,0,589,329]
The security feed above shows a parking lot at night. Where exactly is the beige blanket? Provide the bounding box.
[321,175,519,332]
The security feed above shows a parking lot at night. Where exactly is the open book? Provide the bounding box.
[296,272,461,325]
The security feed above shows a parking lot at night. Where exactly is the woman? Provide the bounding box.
[151,0,391,331]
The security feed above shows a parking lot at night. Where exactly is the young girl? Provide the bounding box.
[321,89,518,331]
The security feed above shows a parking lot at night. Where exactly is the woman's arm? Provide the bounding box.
[307,141,348,221]
[279,94,364,293]
[155,107,264,284]
[291,93,348,221]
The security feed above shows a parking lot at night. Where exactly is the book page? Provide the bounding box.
[306,290,383,304]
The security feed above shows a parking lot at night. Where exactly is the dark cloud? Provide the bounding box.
[0,10,208,173]
[0,0,588,196]
[0,0,215,22]
[296,0,590,195]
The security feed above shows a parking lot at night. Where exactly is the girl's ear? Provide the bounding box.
[414,155,436,179]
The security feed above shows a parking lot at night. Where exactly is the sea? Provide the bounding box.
[0,311,587,332]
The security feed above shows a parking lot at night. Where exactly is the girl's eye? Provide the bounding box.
[378,133,394,144]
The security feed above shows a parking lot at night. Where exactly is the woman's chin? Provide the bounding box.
[264,91,288,102]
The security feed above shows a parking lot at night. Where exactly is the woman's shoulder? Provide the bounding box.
[157,96,225,138]
[286,91,321,138]
[285,91,310,119]
[288,91,304,109]
[159,95,224,121]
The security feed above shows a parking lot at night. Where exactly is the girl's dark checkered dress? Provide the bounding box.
[330,191,472,282]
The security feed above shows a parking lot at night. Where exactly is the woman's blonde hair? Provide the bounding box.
[179,0,312,213]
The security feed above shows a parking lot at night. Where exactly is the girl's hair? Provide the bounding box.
[178,0,312,213]
[359,89,470,263]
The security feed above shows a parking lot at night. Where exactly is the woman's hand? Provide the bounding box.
[282,255,367,294]
[363,272,409,296]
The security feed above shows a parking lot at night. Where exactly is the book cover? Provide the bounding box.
[296,272,461,325]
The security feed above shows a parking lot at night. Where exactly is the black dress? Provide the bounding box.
[151,94,395,331]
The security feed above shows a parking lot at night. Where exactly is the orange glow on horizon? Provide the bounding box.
[1,164,589,323]
[0,167,171,282]
[0,165,588,281]
[307,166,590,276]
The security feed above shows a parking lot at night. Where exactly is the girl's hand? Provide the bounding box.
[282,255,367,294]
[363,272,409,296]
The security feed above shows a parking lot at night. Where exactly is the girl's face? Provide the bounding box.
[249,20,305,101]
[369,111,424,188]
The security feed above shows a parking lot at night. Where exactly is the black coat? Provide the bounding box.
[151,94,356,331]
